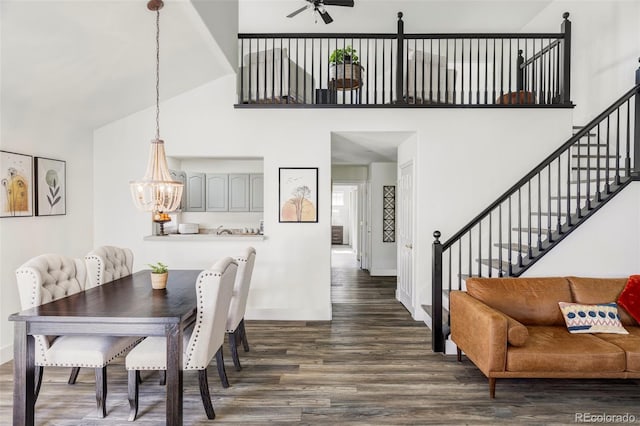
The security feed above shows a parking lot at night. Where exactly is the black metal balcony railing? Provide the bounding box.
[236,12,572,108]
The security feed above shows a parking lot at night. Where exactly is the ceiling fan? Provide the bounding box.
[286,0,355,25]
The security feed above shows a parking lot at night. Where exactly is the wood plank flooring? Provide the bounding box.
[1,249,640,424]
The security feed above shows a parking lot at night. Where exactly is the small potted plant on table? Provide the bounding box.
[148,262,169,289]
[329,45,363,90]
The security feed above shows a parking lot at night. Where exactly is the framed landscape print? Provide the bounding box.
[0,150,33,217]
[35,157,66,216]
[279,167,318,223]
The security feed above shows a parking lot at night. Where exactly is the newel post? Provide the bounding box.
[634,58,640,176]
[396,12,405,104]
[516,49,524,92]
[560,12,572,105]
[432,231,444,353]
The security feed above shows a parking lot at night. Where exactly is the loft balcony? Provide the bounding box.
[235,12,575,109]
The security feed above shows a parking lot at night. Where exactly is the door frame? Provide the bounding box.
[332,179,367,269]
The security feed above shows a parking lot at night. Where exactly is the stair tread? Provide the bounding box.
[571,154,620,158]
[479,258,512,270]
[494,242,533,252]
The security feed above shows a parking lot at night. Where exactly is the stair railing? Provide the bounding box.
[432,60,640,353]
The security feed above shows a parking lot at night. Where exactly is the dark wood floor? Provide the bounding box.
[2,249,640,424]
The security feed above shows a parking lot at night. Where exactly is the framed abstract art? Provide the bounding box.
[35,157,66,216]
[0,150,33,217]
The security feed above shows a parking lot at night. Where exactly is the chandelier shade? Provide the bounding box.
[130,139,183,212]
[129,0,183,213]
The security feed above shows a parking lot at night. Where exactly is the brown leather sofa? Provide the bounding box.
[450,276,640,398]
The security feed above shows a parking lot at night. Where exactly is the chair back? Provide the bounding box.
[15,254,87,354]
[85,245,134,288]
[226,247,256,332]
[184,257,237,370]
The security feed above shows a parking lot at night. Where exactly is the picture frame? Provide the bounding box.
[279,167,318,223]
[35,157,66,216]
[0,150,33,217]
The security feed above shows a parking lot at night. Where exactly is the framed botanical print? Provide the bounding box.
[35,157,66,216]
[279,167,318,223]
[0,150,33,217]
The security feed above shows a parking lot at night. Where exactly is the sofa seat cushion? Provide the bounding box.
[466,277,571,326]
[567,276,637,326]
[595,326,640,372]
[506,326,625,373]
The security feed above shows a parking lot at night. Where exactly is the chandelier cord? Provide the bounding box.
[155,8,160,140]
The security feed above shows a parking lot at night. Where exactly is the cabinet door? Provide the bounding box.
[229,174,250,212]
[169,169,187,211]
[186,172,205,212]
[250,173,264,212]
[206,174,229,212]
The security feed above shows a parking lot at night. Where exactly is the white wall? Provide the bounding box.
[93,73,573,324]
[191,0,239,73]
[0,116,94,363]
[522,0,640,125]
[332,165,368,181]
[369,162,398,276]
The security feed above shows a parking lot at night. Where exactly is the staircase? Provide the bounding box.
[430,77,640,353]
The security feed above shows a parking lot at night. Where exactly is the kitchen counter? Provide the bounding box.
[144,234,265,242]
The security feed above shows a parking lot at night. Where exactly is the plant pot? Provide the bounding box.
[329,62,363,90]
[151,272,168,290]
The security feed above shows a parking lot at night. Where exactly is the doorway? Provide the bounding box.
[331,184,359,268]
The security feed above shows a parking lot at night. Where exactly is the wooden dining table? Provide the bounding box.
[9,269,202,426]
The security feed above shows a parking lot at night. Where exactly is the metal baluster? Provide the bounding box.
[499,39,504,102]
[615,107,621,184]
[586,130,591,209]
[381,39,385,105]
[476,38,480,104]
[498,203,503,277]
[422,39,426,103]
[458,240,462,289]
[518,188,523,267]
[280,39,284,103]
[453,39,458,104]
[596,123,601,201]
[468,231,472,279]
[468,38,472,104]
[484,38,488,104]
[508,38,512,104]
[566,149,572,226]
[557,156,562,234]
[374,38,378,104]
[310,38,314,105]
[488,214,492,277]
[438,39,442,104]
[389,38,393,105]
[446,39,450,104]
[606,116,611,193]
[461,38,465,105]
[366,39,369,104]
[576,134,581,217]
[508,196,513,275]
[625,99,631,177]
[547,164,552,243]
[527,180,532,259]
[429,39,434,103]
[478,221,482,277]
[271,39,275,103]
[492,39,496,104]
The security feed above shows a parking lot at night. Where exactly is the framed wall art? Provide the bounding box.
[0,150,33,217]
[279,167,318,223]
[35,157,66,216]
[383,185,395,242]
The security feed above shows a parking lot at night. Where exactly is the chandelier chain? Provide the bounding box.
[155,8,160,140]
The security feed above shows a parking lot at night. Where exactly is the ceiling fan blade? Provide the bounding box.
[287,5,311,18]
[322,0,354,7]
[319,9,334,24]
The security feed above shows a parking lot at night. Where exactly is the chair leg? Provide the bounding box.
[68,367,81,384]
[239,319,250,352]
[198,369,216,420]
[457,348,462,362]
[128,370,139,421]
[215,347,230,388]
[34,366,44,403]
[95,366,107,418]
[229,332,242,371]
[159,370,166,386]
[489,378,496,399]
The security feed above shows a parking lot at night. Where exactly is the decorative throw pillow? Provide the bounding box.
[617,275,640,324]
[558,302,628,334]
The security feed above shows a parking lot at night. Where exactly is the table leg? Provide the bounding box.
[13,321,35,426]
[165,323,183,426]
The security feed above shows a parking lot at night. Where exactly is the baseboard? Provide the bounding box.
[413,306,427,323]
[369,268,397,277]
[245,308,332,321]
[1,343,13,364]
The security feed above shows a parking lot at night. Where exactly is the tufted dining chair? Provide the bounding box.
[15,254,140,417]
[125,257,237,421]
[225,247,256,371]
[85,245,134,289]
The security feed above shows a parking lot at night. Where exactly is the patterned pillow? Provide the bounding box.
[558,302,628,334]
[617,275,640,324]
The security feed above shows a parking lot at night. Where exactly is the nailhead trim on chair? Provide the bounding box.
[38,338,142,368]
[185,271,221,370]
[85,255,103,288]
[226,254,250,333]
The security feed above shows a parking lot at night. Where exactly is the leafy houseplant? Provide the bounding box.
[329,45,363,91]
[329,46,359,64]
[149,262,169,289]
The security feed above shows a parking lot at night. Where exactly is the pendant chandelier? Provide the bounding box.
[130,0,183,213]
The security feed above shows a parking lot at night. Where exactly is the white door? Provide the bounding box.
[397,161,414,315]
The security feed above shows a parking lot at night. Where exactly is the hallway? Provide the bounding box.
[2,261,640,424]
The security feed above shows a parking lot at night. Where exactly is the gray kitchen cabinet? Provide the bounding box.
[205,174,229,212]
[169,169,187,211]
[229,174,250,212]
[186,172,205,212]
[250,173,264,212]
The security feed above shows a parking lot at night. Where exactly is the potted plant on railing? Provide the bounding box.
[148,262,169,290]
[329,45,364,90]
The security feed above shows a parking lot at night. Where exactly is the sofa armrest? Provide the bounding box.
[450,291,508,376]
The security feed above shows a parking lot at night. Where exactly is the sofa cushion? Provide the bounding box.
[595,326,640,372]
[558,302,628,334]
[466,277,571,326]
[566,276,637,326]
[506,326,626,373]
[504,315,529,347]
[617,275,640,325]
